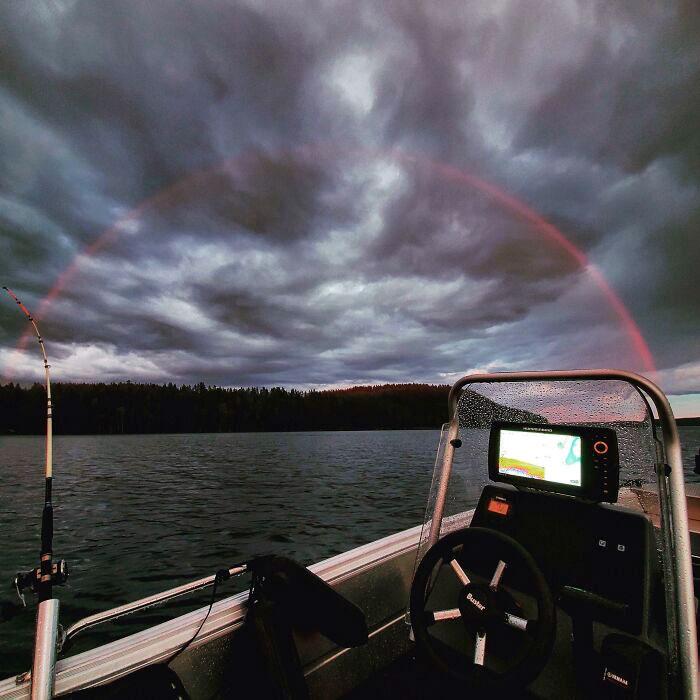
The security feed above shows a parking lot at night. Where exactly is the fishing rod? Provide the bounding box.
[3,287,67,700]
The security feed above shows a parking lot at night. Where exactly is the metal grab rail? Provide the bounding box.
[59,564,247,652]
[442,369,698,700]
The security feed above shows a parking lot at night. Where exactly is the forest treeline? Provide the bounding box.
[0,382,452,434]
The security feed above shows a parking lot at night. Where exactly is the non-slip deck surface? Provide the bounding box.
[342,649,538,700]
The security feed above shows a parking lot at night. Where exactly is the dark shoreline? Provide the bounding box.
[2,381,698,435]
[0,381,452,435]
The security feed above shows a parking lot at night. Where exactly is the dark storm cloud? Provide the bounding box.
[509,1,700,363]
[516,7,700,178]
[374,3,479,161]
[365,165,579,282]
[0,0,698,407]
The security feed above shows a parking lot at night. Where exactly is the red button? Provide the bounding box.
[487,498,510,516]
[594,441,609,455]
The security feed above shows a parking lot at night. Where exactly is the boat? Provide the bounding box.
[0,369,697,698]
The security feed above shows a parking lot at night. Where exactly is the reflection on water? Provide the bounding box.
[0,427,698,677]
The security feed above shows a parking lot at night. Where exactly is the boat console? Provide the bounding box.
[409,417,666,697]
[407,372,696,699]
[477,421,655,636]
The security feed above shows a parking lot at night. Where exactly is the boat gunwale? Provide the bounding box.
[0,522,425,699]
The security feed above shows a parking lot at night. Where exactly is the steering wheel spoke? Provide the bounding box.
[474,631,487,666]
[489,560,507,590]
[449,557,471,586]
[426,608,462,625]
[503,611,532,632]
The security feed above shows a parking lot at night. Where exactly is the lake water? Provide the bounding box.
[1,427,699,677]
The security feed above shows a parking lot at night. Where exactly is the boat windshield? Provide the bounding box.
[415,379,659,568]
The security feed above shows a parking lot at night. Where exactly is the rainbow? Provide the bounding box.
[4,147,655,380]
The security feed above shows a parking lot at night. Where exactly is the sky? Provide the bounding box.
[0,1,699,415]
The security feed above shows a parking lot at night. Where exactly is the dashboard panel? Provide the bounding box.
[471,484,656,634]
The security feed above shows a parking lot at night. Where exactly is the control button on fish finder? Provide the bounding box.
[593,441,609,455]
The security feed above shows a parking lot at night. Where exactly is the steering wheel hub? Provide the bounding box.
[459,584,492,625]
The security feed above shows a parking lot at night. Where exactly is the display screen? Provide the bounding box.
[498,428,582,487]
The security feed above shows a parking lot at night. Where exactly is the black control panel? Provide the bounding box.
[471,484,655,634]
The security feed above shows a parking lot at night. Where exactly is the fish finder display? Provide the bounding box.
[498,429,581,487]
[488,422,620,502]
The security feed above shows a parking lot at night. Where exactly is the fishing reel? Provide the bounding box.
[14,560,69,606]
[0,561,68,623]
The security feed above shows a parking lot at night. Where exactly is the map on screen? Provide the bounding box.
[498,429,582,486]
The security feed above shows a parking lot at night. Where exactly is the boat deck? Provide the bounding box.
[343,648,539,700]
[624,483,700,556]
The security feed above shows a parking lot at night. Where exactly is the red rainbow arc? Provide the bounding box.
[4,147,656,380]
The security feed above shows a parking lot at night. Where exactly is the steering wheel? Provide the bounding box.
[410,526,555,692]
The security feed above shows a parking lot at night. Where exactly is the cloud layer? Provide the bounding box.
[1,1,698,410]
